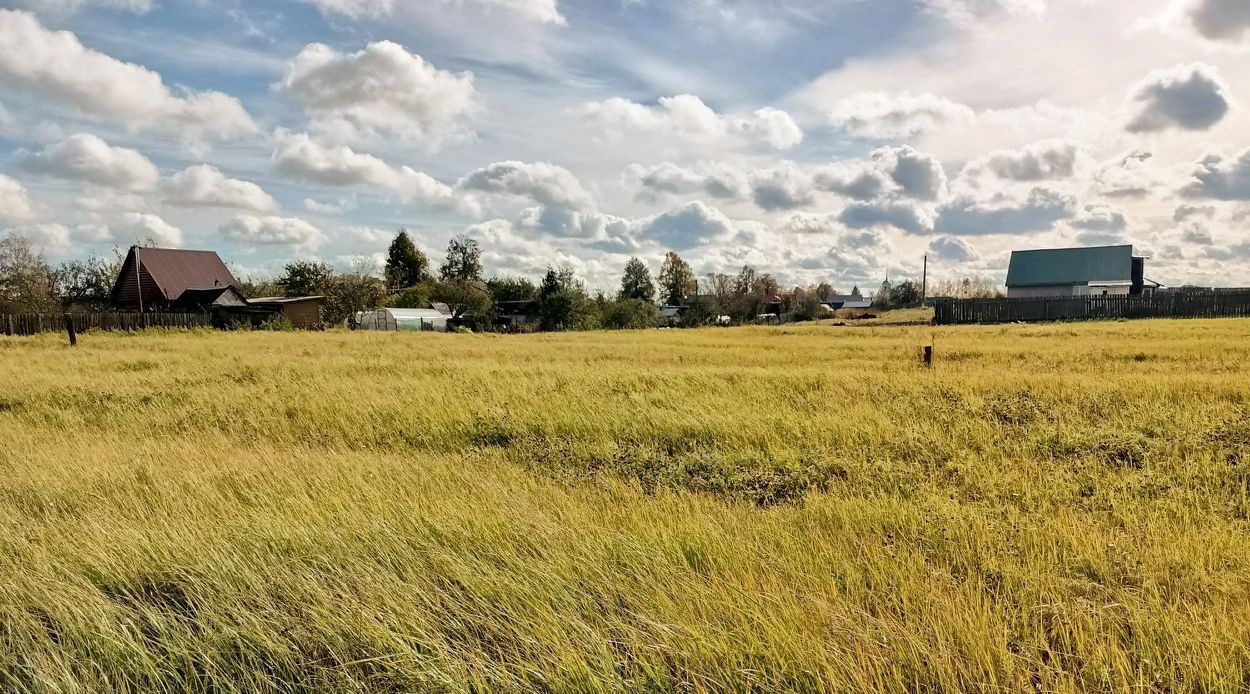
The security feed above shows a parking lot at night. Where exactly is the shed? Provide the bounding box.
[110,246,238,310]
[495,300,539,329]
[250,296,326,329]
[165,286,278,327]
[170,286,250,311]
[354,308,448,332]
[1006,245,1155,298]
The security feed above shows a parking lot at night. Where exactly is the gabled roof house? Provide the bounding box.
[1005,245,1160,298]
[110,246,239,310]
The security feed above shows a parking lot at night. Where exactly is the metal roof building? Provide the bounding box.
[110,246,239,310]
[250,296,327,329]
[1005,245,1153,298]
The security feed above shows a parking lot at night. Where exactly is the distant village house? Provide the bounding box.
[824,286,872,310]
[109,246,325,328]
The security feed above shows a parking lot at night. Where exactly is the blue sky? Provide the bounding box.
[0,0,1248,290]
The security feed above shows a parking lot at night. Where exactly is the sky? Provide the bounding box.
[0,0,1247,292]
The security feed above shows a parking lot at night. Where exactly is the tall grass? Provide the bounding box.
[1,320,1249,692]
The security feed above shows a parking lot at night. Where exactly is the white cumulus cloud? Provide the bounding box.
[581,94,803,150]
[626,161,750,202]
[839,198,934,235]
[163,164,277,212]
[273,132,467,211]
[0,175,36,221]
[636,201,737,250]
[936,187,1076,235]
[963,140,1086,181]
[928,235,979,261]
[20,133,159,191]
[0,10,255,138]
[220,215,327,250]
[1180,149,1250,201]
[1124,63,1231,133]
[2,221,114,251]
[1069,203,1128,232]
[828,92,976,139]
[458,160,615,239]
[458,160,595,211]
[815,145,948,201]
[749,162,814,211]
[279,41,476,145]
[114,212,183,247]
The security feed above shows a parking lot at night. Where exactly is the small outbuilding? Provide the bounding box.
[249,296,326,329]
[354,308,449,332]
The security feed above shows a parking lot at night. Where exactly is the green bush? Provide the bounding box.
[602,298,660,330]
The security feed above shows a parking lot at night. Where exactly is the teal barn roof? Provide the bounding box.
[1005,245,1134,287]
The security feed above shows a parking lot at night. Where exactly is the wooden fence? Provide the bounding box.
[934,292,1250,325]
[1,312,209,337]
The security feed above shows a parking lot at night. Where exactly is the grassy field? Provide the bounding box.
[2,319,1250,692]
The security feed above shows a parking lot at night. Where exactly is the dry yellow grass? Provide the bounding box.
[1,319,1249,692]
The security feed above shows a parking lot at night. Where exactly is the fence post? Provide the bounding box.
[64,313,76,347]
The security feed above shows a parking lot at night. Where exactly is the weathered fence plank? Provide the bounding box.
[934,292,1250,325]
[0,312,209,336]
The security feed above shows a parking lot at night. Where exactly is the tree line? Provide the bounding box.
[1,229,1000,330]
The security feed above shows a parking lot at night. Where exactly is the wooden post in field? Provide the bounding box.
[64,313,76,347]
[923,345,932,368]
[921,254,928,306]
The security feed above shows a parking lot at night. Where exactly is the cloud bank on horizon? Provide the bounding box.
[0,0,1247,289]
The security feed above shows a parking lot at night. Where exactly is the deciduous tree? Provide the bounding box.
[0,234,59,313]
[432,279,492,323]
[618,257,656,302]
[56,251,122,310]
[487,276,538,303]
[277,260,334,298]
[439,235,483,283]
[657,252,696,306]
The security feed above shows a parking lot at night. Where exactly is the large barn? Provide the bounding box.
[1005,245,1159,299]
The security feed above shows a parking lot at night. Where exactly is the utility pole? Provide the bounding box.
[134,246,144,313]
[921,254,928,306]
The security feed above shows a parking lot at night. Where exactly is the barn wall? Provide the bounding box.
[113,263,166,308]
[1007,285,1081,299]
[281,301,323,329]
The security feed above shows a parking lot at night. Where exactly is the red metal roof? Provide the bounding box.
[112,247,238,304]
